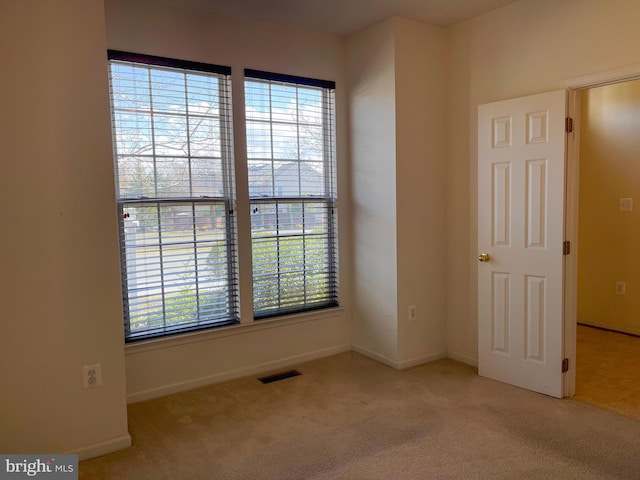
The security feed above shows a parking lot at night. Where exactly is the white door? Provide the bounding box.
[478,90,566,398]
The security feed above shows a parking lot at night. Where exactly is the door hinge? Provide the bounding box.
[562,358,569,373]
[563,240,571,255]
[565,117,573,133]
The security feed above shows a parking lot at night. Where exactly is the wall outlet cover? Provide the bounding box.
[619,198,633,212]
[83,363,102,389]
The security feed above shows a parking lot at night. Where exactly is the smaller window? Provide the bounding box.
[244,69,339,319]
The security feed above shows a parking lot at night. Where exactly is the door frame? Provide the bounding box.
[563,63,640,397]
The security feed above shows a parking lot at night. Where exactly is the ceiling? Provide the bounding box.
[166,0,518,36]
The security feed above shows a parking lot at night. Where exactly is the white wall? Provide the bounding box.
[104,0,352,401]
[0,0,130,458]
[395,18,448,365]
[11,0,635,457]
[347,18,448,367]
[446,0,640,364]
[347,19,399,364]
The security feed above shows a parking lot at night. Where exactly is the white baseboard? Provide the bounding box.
[397,352,448,369]
[127,343,480,404]
[352,344,399,368]
[447,351,478,367]
[127,344,351,403]
[352,345,447,369]
[69,434,131,461]
[578,319,640,337]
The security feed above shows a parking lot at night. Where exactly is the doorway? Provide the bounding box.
[475,66,640,401]
[567,76,640,416]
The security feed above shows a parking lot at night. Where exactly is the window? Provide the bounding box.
[245,70,338,318]
[108,51,238,341]
[107,52,339,341]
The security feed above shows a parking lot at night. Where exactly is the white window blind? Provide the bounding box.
[108,51,238,341]
[244,70,338,318]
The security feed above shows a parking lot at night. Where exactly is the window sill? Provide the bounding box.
[124,306,345,356]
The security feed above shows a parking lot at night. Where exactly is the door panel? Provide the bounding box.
[478,90,566,398]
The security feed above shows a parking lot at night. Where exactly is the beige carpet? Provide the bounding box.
[81,352,640,479]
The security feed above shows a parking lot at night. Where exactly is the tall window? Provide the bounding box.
[244,70,338,318]
[108,51,238,341]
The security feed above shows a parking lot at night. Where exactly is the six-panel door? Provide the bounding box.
[478,90,566,398]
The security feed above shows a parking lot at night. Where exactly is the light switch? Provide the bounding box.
[620,198,633,212]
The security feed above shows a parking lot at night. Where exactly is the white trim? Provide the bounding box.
[125,307,344,355]
[127,343,351,403]
[564,63,640,89]
[447,351,478,368]
[68,434,131,461]
[351,344,399,368]
[563,88,581,398]
[351,345,447,369]
[578,319,640,337]
[396,352,448,370]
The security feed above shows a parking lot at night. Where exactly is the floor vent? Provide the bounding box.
[258,370,301,384]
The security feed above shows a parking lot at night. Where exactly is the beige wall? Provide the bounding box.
[0,0,129,458]
[347,18,447,367]
[447,0,640,364]
[578,80,640,334]
[347,19,399,363]
[104,0,353,401]
[394,18,448,364]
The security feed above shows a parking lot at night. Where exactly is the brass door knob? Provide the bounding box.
[478,253,491,262]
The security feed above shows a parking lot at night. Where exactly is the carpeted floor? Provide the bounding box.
[574,324,640,420]
[80,352,640,479]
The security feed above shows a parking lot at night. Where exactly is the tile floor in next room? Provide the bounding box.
[574,323,640,420]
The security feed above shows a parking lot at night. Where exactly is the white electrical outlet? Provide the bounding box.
[616,281,626,295]
[620,198,633,212]
[408,305,417,322]
[83,364,102,389]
